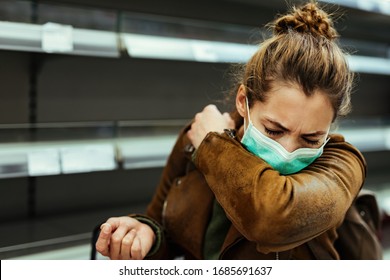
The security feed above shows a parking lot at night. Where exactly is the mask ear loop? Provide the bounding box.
[243,97,251,132]
[323,136,331,146]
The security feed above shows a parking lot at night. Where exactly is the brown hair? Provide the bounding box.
[239,1,353,121]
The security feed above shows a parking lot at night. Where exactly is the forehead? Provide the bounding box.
[252,85,334,131]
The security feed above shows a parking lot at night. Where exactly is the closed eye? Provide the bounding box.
[303,138,321,146]
[265,127,283,136]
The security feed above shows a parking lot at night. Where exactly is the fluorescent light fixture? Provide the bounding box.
[0,21,42,52]
[385,127,390,150]
[122,33,194,61]
[192,40,258,63]
[27,149,61,176]
[321,0,390,15]
[0,145,60,178]
[347,55,390,75]
[0,21,388,74]
[0,152,28,179]
[42,22,74,53]
[0,21,119,57]
[337,127,389,151]
[378,188,390,215]
[0,141,117,178]
[60,144,117,174]
[124,33,390,75]
[122,33,257,63]
[119,135,176,169]
[72,28,119,57]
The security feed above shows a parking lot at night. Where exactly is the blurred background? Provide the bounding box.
[0,0,389,260]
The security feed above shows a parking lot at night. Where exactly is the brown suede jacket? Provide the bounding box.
[134,114,367,260]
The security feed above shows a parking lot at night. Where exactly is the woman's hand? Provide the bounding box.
[95,216,155,260]
[187,104,235,149]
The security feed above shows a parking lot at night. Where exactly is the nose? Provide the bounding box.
[279,138,300,153]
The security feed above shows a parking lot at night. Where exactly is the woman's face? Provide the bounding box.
[236,83,334,152]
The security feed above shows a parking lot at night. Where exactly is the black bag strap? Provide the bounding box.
[90,223,102,260]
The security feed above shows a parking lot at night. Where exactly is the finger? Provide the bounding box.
[204,104,218,112]
[131,236,143,260]
[105,217,121,230]
[120,229,136,260]
[109,225,130,260]
[194,112,202,121]
[223,112,233,121]
[95,223,112,257]
[186,128,193,141]
[223,112,235,128]
[222,112,230,122]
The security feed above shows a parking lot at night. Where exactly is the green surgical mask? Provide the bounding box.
[241,98,328,175]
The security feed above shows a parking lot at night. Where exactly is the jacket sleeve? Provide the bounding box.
[193,131,367,254]
[133,123,194,259]
[146,123,194,223]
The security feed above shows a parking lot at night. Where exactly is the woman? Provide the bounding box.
[95,1,366,260]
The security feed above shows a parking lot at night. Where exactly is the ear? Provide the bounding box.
[236,84,247,118]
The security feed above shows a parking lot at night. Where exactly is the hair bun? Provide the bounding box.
[274,2,338,40]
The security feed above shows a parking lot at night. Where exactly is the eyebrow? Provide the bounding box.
[266,118,290,131]
[265,118,327,137]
